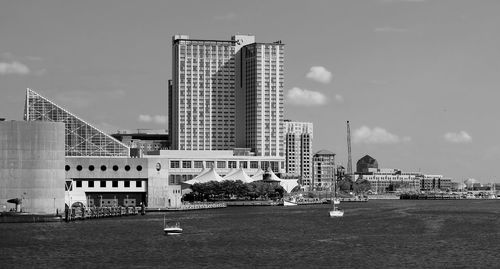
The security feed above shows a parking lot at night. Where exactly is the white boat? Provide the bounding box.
[283,197,298,206]
[329,180,344,217]
[164,216,183,235]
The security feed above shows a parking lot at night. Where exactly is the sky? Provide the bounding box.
[1,0,500,182]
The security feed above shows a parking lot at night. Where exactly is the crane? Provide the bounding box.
[346,121,353,178]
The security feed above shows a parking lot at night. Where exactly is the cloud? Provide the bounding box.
[335,94,344,103]
[138,114,167,125]
[286,87,327,106]
[214,12,237,20]
[444,131,472,143]
[353,126,411,144]
[306,66,332,84]
[0,61,30,75]
[374,27,408,33]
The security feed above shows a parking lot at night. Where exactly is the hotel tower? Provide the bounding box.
[170,35,284,157]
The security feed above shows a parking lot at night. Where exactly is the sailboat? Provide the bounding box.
[329,179,344,217]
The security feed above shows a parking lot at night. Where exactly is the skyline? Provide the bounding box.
[1,0,500,182]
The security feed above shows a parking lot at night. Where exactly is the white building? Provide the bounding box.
[284,121,313,185]
[355,168,421,193]
[169,35,285,157]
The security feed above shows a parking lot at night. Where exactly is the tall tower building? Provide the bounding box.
[284,121,313,185]
[242,41,285,157]
[312,150,336,190]
[171,35,237,150]
[170,35,284,157]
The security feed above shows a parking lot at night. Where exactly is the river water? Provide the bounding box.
[1,200,499,268]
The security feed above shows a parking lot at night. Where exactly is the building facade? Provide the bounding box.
[312,150,336,190]
[284,121,313,185]
[421,175,452,191]
[355,168,421,193]
[356,155,378,173]
[0,120,66,214]
[170,35,284,157]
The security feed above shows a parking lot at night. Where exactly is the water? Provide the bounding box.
[1,200,500,268]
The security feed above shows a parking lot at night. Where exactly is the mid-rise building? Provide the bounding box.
[421,175,452,191]
[170,35,284,157]
[355,168,421,193]
[284,120,313,185]
[312,150,336,190]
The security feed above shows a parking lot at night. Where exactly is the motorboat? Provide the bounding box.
[164,216,182,235]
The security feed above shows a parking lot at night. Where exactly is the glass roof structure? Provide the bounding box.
[24,88,130,157]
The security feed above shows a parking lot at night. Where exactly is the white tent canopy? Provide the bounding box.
[251,168,265,181]
[183,168,224,185]
[223,167,254,183]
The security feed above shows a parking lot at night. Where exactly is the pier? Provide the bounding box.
[64,206,140,222]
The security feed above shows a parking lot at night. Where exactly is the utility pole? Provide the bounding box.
[346,121,353,178]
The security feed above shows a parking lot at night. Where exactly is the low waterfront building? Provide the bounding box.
[421,175,452,191]
[356,155,378,174]
[355,168,421,193]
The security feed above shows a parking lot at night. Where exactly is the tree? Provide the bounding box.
[353,179,371,194]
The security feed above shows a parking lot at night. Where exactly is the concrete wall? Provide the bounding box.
[0,121,65,214]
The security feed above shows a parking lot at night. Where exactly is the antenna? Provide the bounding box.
[347,121,353,177]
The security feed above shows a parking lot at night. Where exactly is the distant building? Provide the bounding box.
[284,121,313,186]
[111,131,169,157]
[312,150,336,190]
[355,168,421,193]
[421,175,452,191]
[356,155,378,173]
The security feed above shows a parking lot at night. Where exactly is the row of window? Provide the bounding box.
[73,180,143,188]
[65,164,143,172]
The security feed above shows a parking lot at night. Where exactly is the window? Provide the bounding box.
[182,161,192,168]
[100,180,106,188]
[194,161,203,168]
[250,161,259,169]
[112,181,118,188]
[217,161,226,168]
[125,165,131,171]
[206,161,214,168]
[76,165,82,171]
[113,165,119,171]
[124,181,130,188]
[136,180,142,188]
[89,165,95,171]
[88,181,94,188]
[228,161,237,168]
[170,161,180,168]
[101,165,107,171]
[137,165,143,171]
[76,181,82,188]
[240,161,248,169]
[65,165,70,171]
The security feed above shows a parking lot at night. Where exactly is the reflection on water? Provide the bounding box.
[1,200,500,268]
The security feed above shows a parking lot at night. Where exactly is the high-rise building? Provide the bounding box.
[170,35,284,157]
[312,150,336,190]
[241,41,285,157]
[284,121,313,185]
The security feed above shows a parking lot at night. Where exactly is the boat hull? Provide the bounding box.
[283,200,298,206]
[164,228,183,235]
[329,210,344,217]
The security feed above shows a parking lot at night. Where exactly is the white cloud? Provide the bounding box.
[353,126,410,144]
[335,94,344,103]
[286,87,327,106]
[444,131,472,143]
[306,66,332,84]
[374,27,408,33]
[138,114,167,125]
[0,61,30,75]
